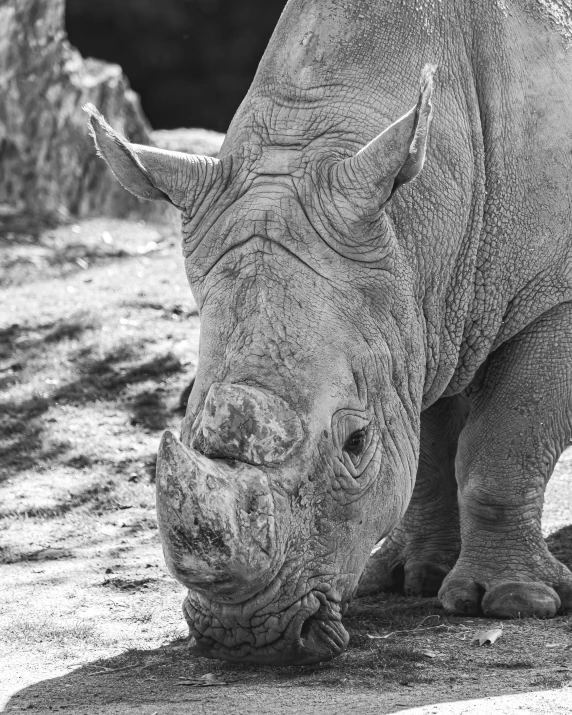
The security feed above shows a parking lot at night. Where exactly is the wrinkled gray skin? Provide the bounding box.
[87,0,572,666]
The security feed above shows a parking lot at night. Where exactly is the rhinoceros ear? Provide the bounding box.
[331,65,435,219]
[84,104,221,209]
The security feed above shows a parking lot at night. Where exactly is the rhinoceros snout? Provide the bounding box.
[197,382,304,465]
[156,429,278,600]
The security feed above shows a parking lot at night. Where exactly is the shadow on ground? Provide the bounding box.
[0,634,506,715]
[5,617,572,715]
[0,313,191,482]
[5,582,572,714]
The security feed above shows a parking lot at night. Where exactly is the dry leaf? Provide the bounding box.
[422,650,437,658]
[471,626,503,646]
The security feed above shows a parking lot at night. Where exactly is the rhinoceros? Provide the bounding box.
[86,0,572,665]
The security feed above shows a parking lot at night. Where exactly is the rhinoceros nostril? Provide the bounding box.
[200,382,303,465]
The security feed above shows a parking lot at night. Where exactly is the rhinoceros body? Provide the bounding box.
[88,0,572,665]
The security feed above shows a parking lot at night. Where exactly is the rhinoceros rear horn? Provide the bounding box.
[332,64,436,219]
[84,104,222,209]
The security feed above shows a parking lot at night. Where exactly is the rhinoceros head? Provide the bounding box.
[85,66,434,665]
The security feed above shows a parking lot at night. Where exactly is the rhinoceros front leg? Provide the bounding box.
[358,394,469,597]
[439,302,572,618]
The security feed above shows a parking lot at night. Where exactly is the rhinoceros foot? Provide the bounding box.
[439,555,572,618]
[358,552,450,598]
[358,395,465,599]
[357,527,459,598]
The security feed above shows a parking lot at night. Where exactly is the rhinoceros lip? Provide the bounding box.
[184,590,349,666]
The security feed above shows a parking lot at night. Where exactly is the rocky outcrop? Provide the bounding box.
[0,0,224,221]
[0,0,148,218]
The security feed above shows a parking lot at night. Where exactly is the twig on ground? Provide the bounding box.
[367,614,452,640]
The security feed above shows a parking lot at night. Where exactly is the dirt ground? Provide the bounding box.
[1,217,571,715]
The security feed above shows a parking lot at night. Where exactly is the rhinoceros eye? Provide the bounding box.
[344,429,366,456]
[332,409,373,476]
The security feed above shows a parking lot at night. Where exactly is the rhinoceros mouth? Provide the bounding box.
[183,589,350,666]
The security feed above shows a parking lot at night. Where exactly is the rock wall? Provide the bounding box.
[0,0,224,221]
[0,0,152,218]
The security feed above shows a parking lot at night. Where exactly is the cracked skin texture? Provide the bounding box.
[90,0,572,663]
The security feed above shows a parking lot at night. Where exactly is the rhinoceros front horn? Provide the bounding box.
[156,430,278,601]
[84,104,222,209]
